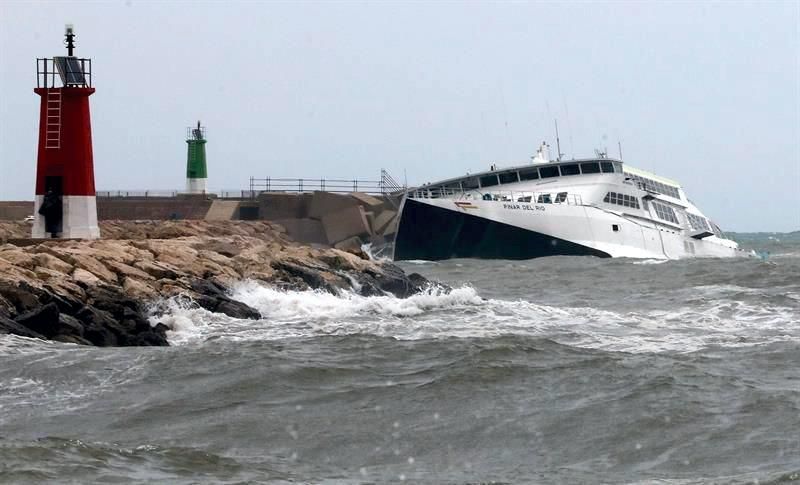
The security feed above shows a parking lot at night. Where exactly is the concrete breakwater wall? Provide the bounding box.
[0,191,401,249]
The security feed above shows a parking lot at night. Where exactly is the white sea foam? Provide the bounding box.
[151,280,799,353]
[632,259,668,265]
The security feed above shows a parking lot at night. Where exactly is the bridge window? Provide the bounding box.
[519,168,539,181]
[479,175,499,188]
[580,162,601,174]
[462,178,479,190]
[539,166,559,178]
[499,171,519,184]
[600,162,615,173]
[559,164,580,176]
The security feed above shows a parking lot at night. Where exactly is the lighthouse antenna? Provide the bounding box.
[65,24,75,56]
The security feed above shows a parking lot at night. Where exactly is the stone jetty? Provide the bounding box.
[0,220,432,347]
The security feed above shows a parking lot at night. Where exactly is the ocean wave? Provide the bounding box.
[150,280,799,353]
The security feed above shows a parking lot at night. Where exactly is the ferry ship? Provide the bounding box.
[393,143,745,261]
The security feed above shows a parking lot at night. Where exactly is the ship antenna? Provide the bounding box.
[618,140,623,160]
[554,119,564,161]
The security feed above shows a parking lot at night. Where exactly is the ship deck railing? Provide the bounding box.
[407,187,584,206]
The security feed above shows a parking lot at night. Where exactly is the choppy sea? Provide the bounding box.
[1,233,798,484]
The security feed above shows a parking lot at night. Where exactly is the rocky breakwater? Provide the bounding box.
[0,221,434,347]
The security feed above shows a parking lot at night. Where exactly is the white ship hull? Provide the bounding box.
[394,158,746,261]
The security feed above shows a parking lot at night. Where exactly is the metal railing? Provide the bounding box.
[249,169,405,195]
[96,190,257,199]
[37,57,92,88]
[98,170,406,199]
[408,187,584,206]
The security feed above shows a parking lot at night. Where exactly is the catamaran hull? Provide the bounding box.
[393,197,742,261]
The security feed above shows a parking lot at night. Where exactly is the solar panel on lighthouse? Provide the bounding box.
[54,56,86,86]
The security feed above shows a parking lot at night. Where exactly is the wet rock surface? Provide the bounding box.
[0,220,438,347]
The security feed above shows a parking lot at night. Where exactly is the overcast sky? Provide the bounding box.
[1,1,798,231]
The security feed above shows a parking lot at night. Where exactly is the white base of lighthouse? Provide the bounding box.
[185,178,207,194]
[32,195,101,239]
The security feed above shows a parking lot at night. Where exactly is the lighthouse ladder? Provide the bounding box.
[45,89,62,149]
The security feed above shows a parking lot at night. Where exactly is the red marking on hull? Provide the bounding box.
[34,87,96,196]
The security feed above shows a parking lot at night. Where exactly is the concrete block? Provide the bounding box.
[258,193,311,220]
[274,218,328,245]
[205,201,241,221]
[350,192,383,209]
[371,209,397,235]
[364,211,375,234]
[308,191,359,220]
[382,214,399,237]
[321,205,371,244]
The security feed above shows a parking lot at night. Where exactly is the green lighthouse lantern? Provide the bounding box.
[186,121,207,193]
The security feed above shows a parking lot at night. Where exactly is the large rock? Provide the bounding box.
[271,260,340,293]
[274,218,328,245]
[0,280,42,316]
[75,306,119,346]
[57,313,85,338]
[14,302,61,338]
[32,253,74,274]
[134,260,180,280]
[191,280,261,320]
[359,262,431,298]
[72,268,101,286]
[0,314,46,340]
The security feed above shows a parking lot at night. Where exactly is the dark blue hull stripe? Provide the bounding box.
[394,198,611,261]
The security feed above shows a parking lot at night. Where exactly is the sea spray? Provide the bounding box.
[144,279,798,353]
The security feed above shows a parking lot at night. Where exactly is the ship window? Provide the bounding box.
[612,224,620,232]
[479,175,499,188]
[539,166,559,178]
[580,162,601,174]
[600,162,615,173]
[652,201,679,224]
[686,213,711,232]
[517,195,531,202]
[462,177,479,190]
[537,194,552,204]
[519,168,539,181]
[482,193,492,201]
[604,192,640,210]
[555,192,568,203]
[625,172,681,198]
[559,164,580,176]
[498,171,519,184]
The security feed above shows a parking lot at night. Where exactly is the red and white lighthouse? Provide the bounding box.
[32,25,99,239]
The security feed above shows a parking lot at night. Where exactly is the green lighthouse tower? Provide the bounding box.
[185,121,207,194]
